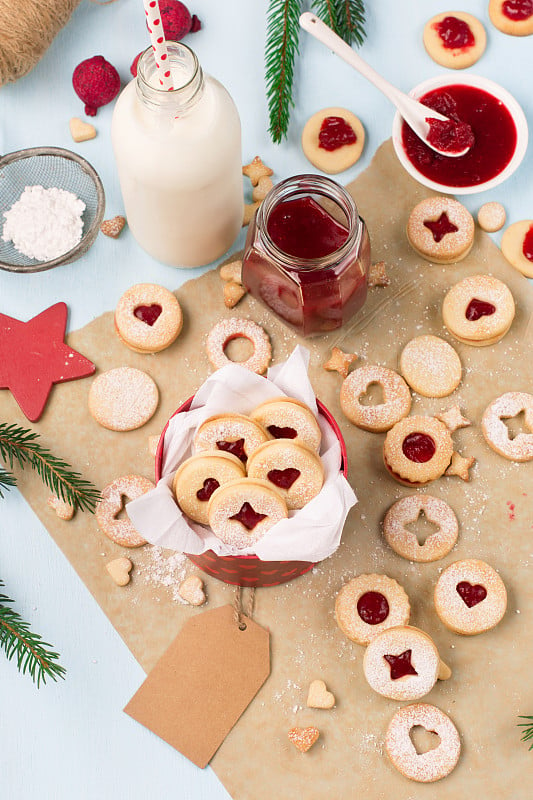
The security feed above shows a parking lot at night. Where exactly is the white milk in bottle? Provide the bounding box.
[111,43,243,267]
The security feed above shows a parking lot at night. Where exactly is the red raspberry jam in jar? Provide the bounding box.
[242,175,371,337]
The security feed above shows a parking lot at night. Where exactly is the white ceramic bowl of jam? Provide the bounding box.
[392,73,528,195]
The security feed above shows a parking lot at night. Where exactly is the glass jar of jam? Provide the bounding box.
[241,175,371,337]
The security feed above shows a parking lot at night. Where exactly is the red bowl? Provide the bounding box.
[155,396,348,587]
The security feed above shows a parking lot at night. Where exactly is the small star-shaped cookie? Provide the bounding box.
[436,406,471,432]
[243,201,261,227]
[252,176,274,202]
[242,156,274,186]
[445,452,476,481]
[368,260,391,287]
[324,346,358,379]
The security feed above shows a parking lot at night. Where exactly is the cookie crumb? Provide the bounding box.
[101,215,126,238]
[368,261,391,287]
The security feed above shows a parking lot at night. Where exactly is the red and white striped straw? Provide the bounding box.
[143,0,174,90]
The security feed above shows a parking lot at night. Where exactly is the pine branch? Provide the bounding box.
[518,716,533,750]
[334,0,366,46]
[0,423,100,513]
[311,0,340,34]
[0,580,66,687]
[0,466,17,498]
[265,0,302,144]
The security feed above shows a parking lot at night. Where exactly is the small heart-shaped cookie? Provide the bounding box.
[307,679,335,709]
[69,117,96,143]
[101,215,126,238]
[288,726,320,753]
[106,557,133,586]
[178,575,206,606]
[47,494,75,520]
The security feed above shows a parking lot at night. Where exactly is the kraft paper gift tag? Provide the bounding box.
[124,604,270,768]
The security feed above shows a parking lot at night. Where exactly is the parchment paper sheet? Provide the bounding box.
[2,141,532,799]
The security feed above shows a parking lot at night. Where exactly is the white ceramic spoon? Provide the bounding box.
[300,12,470,158]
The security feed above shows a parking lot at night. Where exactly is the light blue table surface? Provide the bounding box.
[1,2,532,797]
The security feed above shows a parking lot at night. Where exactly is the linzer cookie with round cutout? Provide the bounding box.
[335,573,410,646]
[383,416,454,486]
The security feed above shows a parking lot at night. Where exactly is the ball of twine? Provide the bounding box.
[0,0,82,85]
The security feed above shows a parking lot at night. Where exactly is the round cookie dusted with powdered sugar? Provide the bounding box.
[399,335,462,398]
[423,11,486,69]
[88,367,159,431]
[385,703,461,782]
[207,478,288,550]
[442,274,515,346]
[114,283,183,354]
[434,558,507,635]
[246,439,324,510]
[194,413,269,464]
[477,202,506,232]
[250,397,321,451]
[383,494,459,562]
[340,365,412,432]
[335,573,411,646]
[96,474,154,547]
[383,416,454,486]
[206,317,272,374]
[363,625,440,701]
[481,392,533,462]
[407,196,475,264]
[172,451,246,524]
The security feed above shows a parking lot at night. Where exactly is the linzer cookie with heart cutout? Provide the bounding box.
[172,451,246,524]
[114,283,183,353]
[434,559,507,635]
[246,439,324,510]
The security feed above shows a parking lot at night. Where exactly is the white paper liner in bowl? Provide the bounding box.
[127,346,357,562]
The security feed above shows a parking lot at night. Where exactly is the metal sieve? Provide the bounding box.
[0,146,105,273]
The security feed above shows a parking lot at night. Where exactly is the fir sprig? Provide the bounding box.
[0,423,100,513]
[518,716,533,750]
[0,581,66,687]
[0,466,17,498]
[265,0,302,144]
[265,0,367,142]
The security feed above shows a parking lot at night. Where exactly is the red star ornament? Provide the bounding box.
[0,302,95,422]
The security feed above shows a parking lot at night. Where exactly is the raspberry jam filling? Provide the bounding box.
[435,15,475,48]
[384,649,418,680]
[196,478,220,502]
[216,438,247,462]
[426,117,475,154]
[266,196,349,259]
[267,468,301,489]
[456,581,487,608]
[465,298,496,320]
[402,433,436,463]
[318,115,357,152]
[134,304,163,326]
[522,223,533,262]
[423,212,459,242]
[267,424,298,439]
[357,591,390,625]
[230,502,267,530]
[502,0,533,20]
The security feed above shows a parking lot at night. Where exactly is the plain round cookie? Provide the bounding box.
[489,0,533,35]
[399,335,462,398]
[434,559,507,634]
[250,396,321,451]
[477,201,506,232]
[88,367,159,431]
[114,283,183,353]
[383,416,454,486]
[501,220,533,277]
[423,11,487,69]
[335,573,410,646]
[442,274,516,346]
[363,625,440,701]
[385,703,461,783]
[340,365,412,432]
[206,317,272,374]
[207,478,288,550]
[96,474,154,547]
[407,197,475,264]
[301,107,365,174]
[246,439,324,510]
[383,494,459,562]
[481,392,533,461]
[172,451,246,525]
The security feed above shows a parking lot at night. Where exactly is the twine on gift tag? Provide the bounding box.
[233,586,256,630]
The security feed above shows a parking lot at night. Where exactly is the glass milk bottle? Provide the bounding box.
[111,43,243,267]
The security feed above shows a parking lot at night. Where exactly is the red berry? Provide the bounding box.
[72,55,120,116]
[190,14,202,33]
[158,1,192,41]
